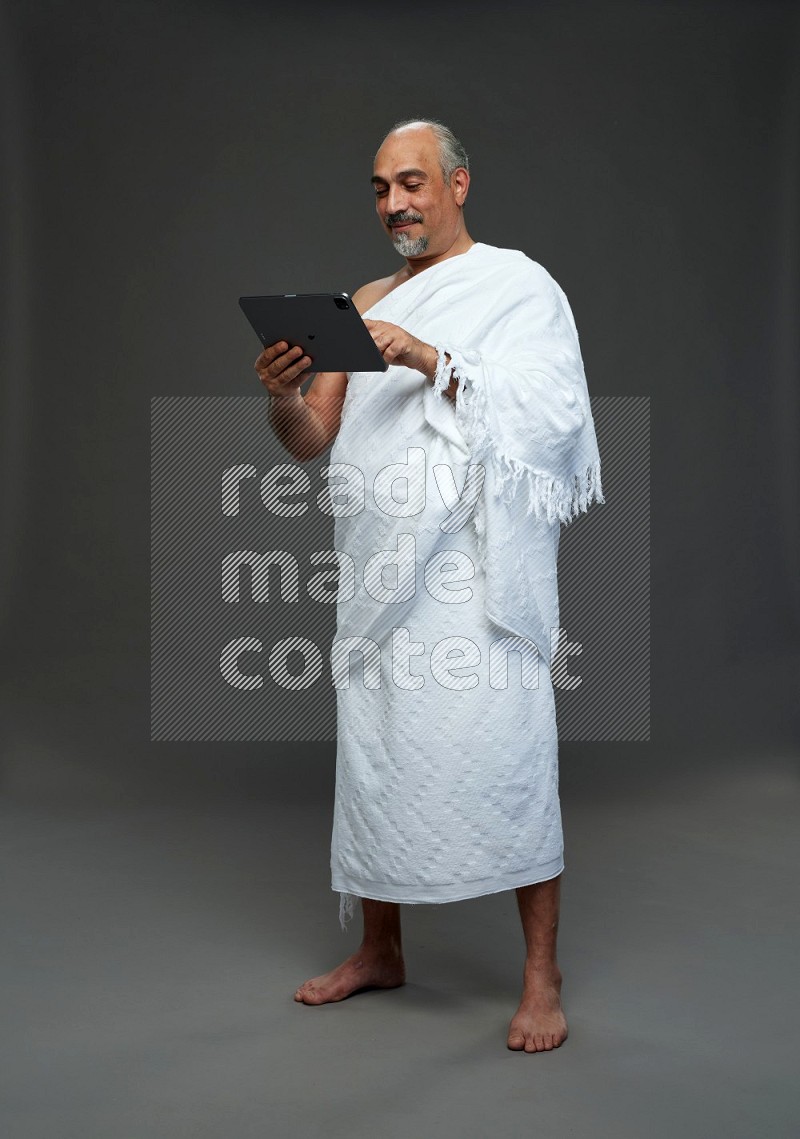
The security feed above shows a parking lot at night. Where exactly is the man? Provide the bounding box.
[256,118,603,1053]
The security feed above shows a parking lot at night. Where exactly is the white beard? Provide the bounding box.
[392,230,429,256]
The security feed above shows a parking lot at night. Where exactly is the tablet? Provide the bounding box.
[238,292,388,373]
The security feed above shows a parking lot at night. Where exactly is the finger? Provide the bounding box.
[260,358,311,397]
[275,348,313,382]
[291,353,313,378]
[256,340,289,367]
[257,344,307,379]
[375,332,395,356]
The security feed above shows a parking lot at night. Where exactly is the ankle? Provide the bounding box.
[360,937,404,960]
[524,960,562,982]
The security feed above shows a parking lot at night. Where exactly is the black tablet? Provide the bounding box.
[239,292,388,373]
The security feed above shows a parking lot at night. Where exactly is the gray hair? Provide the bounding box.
[381,118,469,185]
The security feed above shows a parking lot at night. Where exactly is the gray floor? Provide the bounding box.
[2,718,799,1138]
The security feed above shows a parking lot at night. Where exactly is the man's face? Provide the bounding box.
[371,127,461,258]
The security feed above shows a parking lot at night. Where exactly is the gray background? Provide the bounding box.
[1,1,798,1136]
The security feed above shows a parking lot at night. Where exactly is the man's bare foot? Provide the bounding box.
[507,964,568,1052]
[294,947,406,1005]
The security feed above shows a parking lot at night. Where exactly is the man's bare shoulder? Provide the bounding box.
[351,270,406,315]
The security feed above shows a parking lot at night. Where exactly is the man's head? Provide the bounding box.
[372,119,470,258]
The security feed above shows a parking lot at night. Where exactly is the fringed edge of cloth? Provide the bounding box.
[338,890,358,933]
[431,344,605,527]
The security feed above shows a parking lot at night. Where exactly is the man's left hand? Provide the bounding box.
[363,319,434,377]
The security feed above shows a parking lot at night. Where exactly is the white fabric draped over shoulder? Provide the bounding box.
[331,241,604,671]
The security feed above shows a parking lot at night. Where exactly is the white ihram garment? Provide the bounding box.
[326,242,604,931]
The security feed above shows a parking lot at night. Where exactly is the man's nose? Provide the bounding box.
[384,186,408,215]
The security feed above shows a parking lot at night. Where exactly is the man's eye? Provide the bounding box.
[374,185,421,196]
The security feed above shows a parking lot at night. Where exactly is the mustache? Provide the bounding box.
[388,216,422,225]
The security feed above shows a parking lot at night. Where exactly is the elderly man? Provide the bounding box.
[256,118,603,1053]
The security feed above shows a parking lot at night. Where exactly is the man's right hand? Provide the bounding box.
[255,341,314,399]
[256,278,380,459]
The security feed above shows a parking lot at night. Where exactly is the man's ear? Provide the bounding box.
[454,168,470,206]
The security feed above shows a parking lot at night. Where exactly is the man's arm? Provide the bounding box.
[358,321,458,402]
[418,344,456,401]
[265,283,381,462]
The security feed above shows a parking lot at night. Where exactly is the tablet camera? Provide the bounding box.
[334,297,350,310]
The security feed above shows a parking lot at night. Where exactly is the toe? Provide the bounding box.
[507,1029,525,1050]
